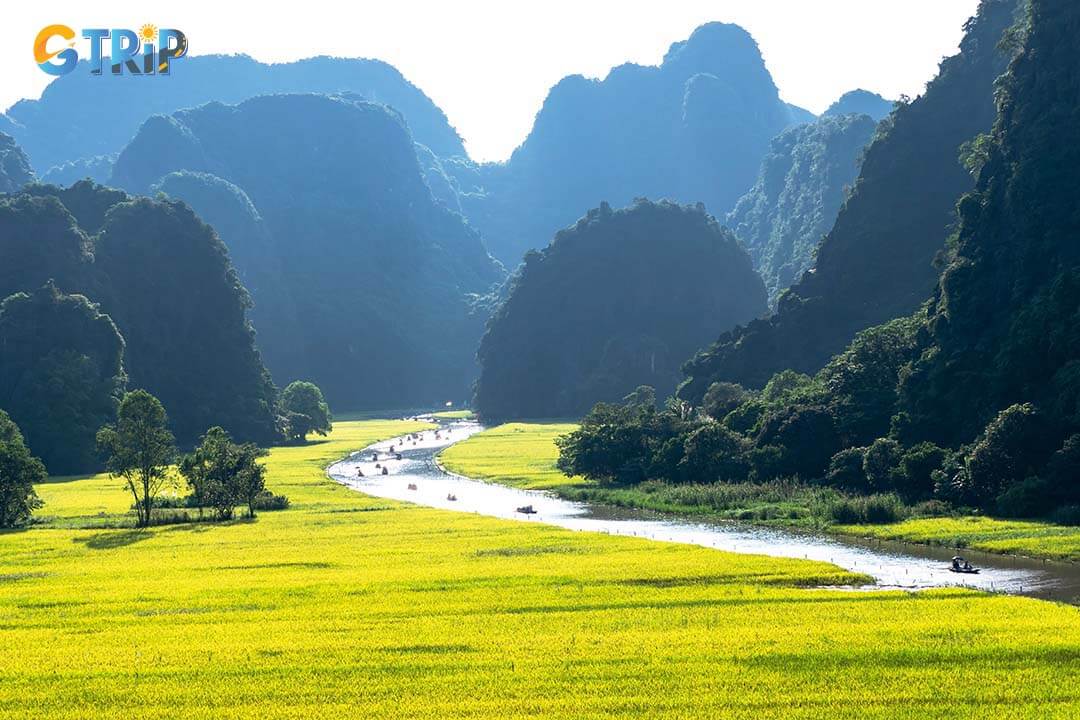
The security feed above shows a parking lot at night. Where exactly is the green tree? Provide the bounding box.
[678,423,749,482]
[826,447,868,492]
[0,410,46,528]
[0,282,126,474]
[964,404,1055,507]
[96,390,176,527]
[863,438,902,492]
[278,381,332,443]
[702,382,748,421]
[180,426,268,520]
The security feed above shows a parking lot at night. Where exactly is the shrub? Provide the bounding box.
[1049,505,1080,526]
[995,476,1054,518]
[826,447,868,492]
[251,491,290,511]
[819,493,907,524]
[910,499,953,518]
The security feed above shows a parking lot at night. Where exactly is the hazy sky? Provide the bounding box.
[2,1,981,162]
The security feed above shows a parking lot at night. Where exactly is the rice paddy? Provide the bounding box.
[0,419,1077,718]
[441,422,1080,562]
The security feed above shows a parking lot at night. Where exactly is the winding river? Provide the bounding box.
[328,419,1080,604]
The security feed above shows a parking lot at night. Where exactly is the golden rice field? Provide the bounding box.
[439,422,585,489]
[1,419,1078,718]
[441,422,1080,562]
[837,517,1080,563]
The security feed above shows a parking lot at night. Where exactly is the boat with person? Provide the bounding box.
[950,556,979,574]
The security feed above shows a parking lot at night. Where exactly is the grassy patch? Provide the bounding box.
[439,422,584,489]
[0,419,1077,717]
[430,409,475,419]
[838,517,1080,562]
[445,422,1080,562]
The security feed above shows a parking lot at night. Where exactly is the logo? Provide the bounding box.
[35,24,188,76]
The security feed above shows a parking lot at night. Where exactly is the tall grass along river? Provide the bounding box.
[330,419,1080,604]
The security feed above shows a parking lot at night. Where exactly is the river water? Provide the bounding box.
[327,419,1080,604]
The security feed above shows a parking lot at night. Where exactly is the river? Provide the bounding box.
[327,418,1080,604]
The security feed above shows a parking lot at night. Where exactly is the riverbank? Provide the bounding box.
[438,422,1080,563]
[5,418,1078,716]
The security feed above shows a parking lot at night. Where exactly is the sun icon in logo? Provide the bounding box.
[138,24,158,45]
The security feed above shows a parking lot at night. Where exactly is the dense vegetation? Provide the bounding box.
[0,182,279,464]
[1,54,463,174]
[444,421,1080,560]
[3,419,1076,717]
[681,0,1019,398]
[822,89,894,120]
[112,93,504,409]
[0,282,125,474]
[474,200,766,419]
[728,113,878,304]
[560,0,1080,525]
[0,409,45,527]
[453,23,806,265]
[0,132,33,193]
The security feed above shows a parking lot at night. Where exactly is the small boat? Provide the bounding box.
[407,483,417,490]
[949,556,979,573]
[447,493,457,502]
[516,505,537,515]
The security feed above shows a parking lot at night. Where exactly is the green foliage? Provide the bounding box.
[819,315,922,445]
[112,94,502,410]
[826,447,868,492]
[701,382,747,420]
[817,493,907,525]
[680,0,1018,399]
[93,195,279,444]
[179,426,268,519]
[0,181,280,455]
[728,113,878,304]
[279,381,332,443]
[678,423,750,482]
[0,410,46,527]
[475,200,766,419]
[0,132,34,193]
[0,282,126,474]
[862,438,902,492]
[96,390,177,527]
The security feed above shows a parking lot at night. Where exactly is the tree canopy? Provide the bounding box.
[0,282,126,474]
[475,200,767,420]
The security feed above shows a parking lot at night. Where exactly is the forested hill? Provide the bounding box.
[1,54,463,174]
[111,93,505,409]
[680,0,1019,401]
[823,90,894,121]
[899,0,1080,454]
[474,200,766,420]
[455,22,804,266]
[0,182,278,470]
[560,0,1080,521]
[728,113,878,305]
[0,132,33,193]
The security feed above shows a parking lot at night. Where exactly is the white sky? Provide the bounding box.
[1,1,980,162]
